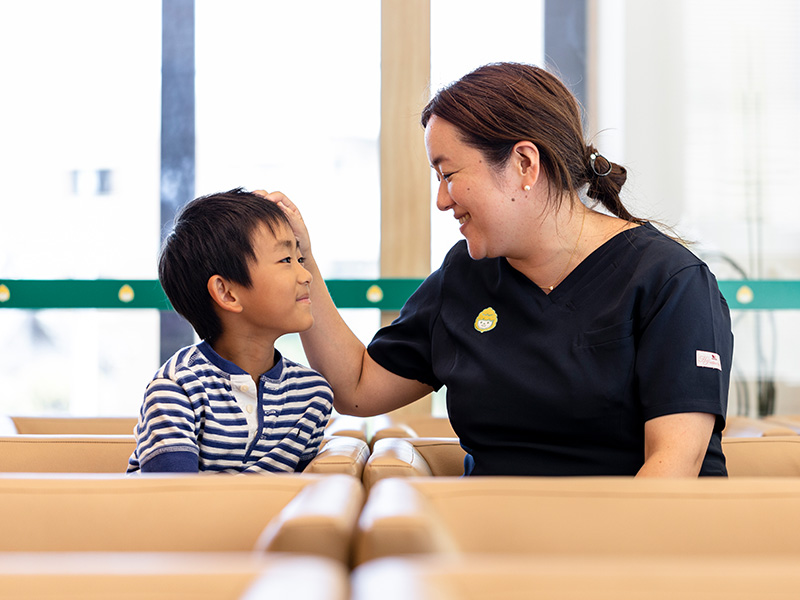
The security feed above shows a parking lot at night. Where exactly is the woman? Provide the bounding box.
[264,62,732,477]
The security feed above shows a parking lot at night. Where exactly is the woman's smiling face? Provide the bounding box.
[425,115,533,261]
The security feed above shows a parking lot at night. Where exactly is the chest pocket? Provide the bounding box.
[582,320,634,347]
[573,320,636,417]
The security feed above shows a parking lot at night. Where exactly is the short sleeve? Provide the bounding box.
[367,265,446,390]
[129,377,200,472]
[635,264,732,427]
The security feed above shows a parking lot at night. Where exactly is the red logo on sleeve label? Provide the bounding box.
[696,350,722,371]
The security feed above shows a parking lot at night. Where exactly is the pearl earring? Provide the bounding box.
[523,185,531,192]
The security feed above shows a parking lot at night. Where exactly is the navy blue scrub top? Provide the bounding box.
[367,223,732,476]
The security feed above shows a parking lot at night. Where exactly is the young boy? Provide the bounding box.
[127,188,333,473]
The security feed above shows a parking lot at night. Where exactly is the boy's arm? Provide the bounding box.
[296,397,332,471]
[134,378,200,473]
[141,451,198,473]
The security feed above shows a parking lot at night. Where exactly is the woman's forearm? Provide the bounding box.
[300,253,373,409]
[261,190,432,415]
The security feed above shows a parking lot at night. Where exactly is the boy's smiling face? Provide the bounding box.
[235,222,314,338]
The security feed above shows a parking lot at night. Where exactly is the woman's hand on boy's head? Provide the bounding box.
[253,190,312,256]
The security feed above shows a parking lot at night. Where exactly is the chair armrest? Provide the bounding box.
[324,415,369,443]
[363,438,434,491]
[354,478,458,565]
[0,415,17,435]
[410,438,466,476]
[305,436,370,479]
[256,474,365,563]
[369,425,418,450]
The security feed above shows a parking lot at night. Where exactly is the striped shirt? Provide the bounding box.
[127,341,333,474]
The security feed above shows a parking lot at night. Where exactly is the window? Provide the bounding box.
[0,0,380,415]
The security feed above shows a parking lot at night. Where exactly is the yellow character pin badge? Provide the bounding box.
[474,307,498,333]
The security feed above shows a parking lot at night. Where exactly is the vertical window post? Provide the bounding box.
[544,0,588,125]
[159,0,197,362]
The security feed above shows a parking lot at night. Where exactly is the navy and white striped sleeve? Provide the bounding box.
[128,376,200,473]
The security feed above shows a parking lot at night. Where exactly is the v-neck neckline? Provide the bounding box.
[506,222,650,303]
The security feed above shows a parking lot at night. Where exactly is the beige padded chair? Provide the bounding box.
[722,436,800,476]
[362,435,800,488]
[306,436,371,479]
[0,473,363,562]
[352,554,800,600]
[0,434,137,473]
[0,432,368,476]
[363,437,464,490]
[9,416,138,435]
[354,476,800,565]
[369,415,456,449]
[324,414,370,443]
[0,553,348,600]
[763,414,800,434]
[723,415,798,437]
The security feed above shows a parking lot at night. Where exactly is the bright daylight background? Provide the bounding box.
[1,1,799,417]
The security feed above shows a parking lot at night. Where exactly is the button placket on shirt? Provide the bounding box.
[259,377,282,438]
[230,375,259,451]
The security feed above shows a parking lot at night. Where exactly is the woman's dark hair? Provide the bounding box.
[421,62,641,222]
[158,187,290,344]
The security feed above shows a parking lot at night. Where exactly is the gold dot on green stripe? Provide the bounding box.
[118,284,135,303]
[735,285,754,305]
[366,285,384,303]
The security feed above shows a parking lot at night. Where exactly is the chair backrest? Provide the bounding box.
[0,432,369,477]
[351,554,800,600]
[10,416,138,435]
[0,473,363,560]
[722,436,800,476]
[355,477,800,564]
[723,415,798,437]
[363,435,800,485]
[0,435,135,473]
[0,552,348,600]
[762,415,800,434]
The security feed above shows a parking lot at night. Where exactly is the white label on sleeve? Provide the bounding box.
[696,350,722,371]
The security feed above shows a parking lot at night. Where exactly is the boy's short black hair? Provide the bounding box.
[159,187,291,344]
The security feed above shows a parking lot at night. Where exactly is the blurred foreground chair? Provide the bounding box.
[0,552,347,600]
[352,554,800,600]
[354,476,800,565]
[0,473,363,562]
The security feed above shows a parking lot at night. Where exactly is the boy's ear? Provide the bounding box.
[207,275,243,314]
